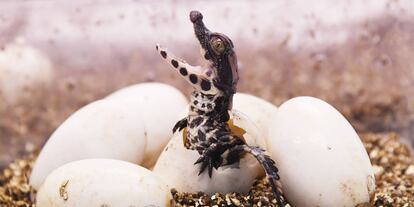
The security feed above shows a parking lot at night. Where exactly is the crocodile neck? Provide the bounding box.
[188,90,232,123]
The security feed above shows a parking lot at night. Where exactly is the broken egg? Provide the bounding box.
[233,93,278,147]
[152,110,266,194]
[268,96,375,207]
[105,82,188,167]
[36,159,172,207]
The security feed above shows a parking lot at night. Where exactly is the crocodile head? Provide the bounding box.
[190,10,239,96]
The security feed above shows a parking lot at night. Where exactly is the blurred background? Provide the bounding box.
[0,0,413,169]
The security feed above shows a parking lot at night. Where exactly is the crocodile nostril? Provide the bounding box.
[190,10,203,23]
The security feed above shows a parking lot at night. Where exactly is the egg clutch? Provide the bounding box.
[30,82,375,207]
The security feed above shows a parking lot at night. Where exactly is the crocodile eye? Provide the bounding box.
[209,37,225,54]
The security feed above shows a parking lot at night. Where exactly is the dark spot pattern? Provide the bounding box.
[204,53,211,60]
[207,103,212,109]
[196,109,205,115]
[160,51,167,59]
[198,130,206,141]
[206,70,212,77]
[171,59,179,68]
[189,117,204,128]
[179,67,188,76]
[200,80,211,91]
[201,142,209,148]
[193,100,198,105]
[189,74,198,84]
[219,135,230,142]
[196,146,204,152]
[214,126,229,138]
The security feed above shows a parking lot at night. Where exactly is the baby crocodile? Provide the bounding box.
[156,10,284,206]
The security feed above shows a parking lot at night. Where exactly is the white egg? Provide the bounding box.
[153,110,266,194]
[36,159,172,207]
[233,93,278,148]
[31,83,188,190]
[0,38,53,104]
[268,96,375,207]
[30,100,147,190]
[106,82,188,167]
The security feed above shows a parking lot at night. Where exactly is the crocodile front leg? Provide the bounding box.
[172,117,188,133]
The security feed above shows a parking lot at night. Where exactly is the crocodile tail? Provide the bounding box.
[241,145,285,207]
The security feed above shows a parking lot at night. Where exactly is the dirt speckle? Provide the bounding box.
[59,179,69,201]
[340,181,358,203]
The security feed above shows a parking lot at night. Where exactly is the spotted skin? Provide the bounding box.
[157,10,284,206]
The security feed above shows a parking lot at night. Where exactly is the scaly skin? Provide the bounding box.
[156,11,284,206]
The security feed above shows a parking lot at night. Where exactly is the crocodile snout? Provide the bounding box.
[190,10,203,23]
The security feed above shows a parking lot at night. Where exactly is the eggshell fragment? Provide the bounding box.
[106,82,188,167]
[0,38,53,104]
[268,96,375,207]
[30,100,147,190]
[153,110,266,194]
[36,159,172,207]
[233,93,278,148]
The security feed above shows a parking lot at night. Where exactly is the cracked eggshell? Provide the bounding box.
[233,93,278,148]
[36,159,172,207]
[0,38,53,104]
[152,110,265,194]
[268,96,375,207]
[30,100,147,190]
[106,82,188,168]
